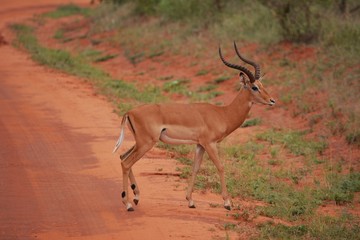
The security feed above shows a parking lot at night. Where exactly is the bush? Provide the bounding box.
[259,0,322,43]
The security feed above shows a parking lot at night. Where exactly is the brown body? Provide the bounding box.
[113,44,275,211]
[129,91,252,146]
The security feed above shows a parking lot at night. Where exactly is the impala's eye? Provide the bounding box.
[251,86,259,91]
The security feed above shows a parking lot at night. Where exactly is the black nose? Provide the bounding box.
[270,99,276,105]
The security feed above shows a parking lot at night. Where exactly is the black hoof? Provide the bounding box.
[127,207,135,212]
[133,199,139,205]
[224,205,231,211]
[189,205,196,208]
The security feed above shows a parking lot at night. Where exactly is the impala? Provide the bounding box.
[113,42,275,211]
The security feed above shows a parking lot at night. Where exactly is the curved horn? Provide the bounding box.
[219,47,255,83]
[233,42,260,80]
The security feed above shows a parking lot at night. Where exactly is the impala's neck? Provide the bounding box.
[223,87,253,133]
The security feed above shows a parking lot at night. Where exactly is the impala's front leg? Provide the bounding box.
[204,143,231,210]
[186,144,205,208]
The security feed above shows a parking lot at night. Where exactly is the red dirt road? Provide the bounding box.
[0,1,234,239]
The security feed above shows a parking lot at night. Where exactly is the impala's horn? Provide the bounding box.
[233,42,260,80]
[219,47,255,83]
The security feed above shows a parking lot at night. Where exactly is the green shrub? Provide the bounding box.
[259,1,321,43]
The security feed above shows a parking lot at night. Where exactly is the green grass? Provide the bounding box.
[162,78,192,96]
[191,91,223,102]
[53,29,64,39]
[242,118,262,128]
[213,75,231,84]
[42,4,91,19]
[258,213,360,240]
[197,84,217,92]
[256,129,327,158]
[192,141,322,221]
[323,172,360,205]
[346,131,360,146]
[157,142,193,156]
[94,53,118,62]
[195,69,209,76]
[79,48,102,60]
[185,129,360,233]
[191,83,223,101]
[191,135,359,225]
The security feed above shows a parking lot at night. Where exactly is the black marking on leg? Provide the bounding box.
[133,199,139,205]
[121,191,126,198]
[127,116,136,134]
[120,146,135,160]
[131,184,136,190]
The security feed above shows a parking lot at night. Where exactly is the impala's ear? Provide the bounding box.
[239,72,247,86]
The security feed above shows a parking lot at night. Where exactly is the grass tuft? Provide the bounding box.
[256,129,327,157]
[42,4,91,19]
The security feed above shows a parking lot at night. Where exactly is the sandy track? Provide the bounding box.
[0,1,232,239]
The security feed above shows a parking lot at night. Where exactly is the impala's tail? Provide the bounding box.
[112,115,127,153]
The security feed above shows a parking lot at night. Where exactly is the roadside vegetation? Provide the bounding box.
[10,1,360,239]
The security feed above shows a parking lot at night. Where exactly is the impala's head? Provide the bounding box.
[219,42,275,106]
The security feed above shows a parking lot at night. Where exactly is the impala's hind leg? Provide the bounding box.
[121,149,140,205]
[129,168,140,205]
[120,142,155,211]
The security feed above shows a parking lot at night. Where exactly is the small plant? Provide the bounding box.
[94,53,118,62]
[224,223,237,231]
[79,48,102,61]
[148,49,164,58]
[213,76,231,84]
[242,118,262,128]
[162,79,192,96]
[124,50,144,65]
[195,69,209,76]
[177,157,192,166]
[158,75,174,81]
[53,29,64,39]
[268,159,280,166]
[270,146,279,159]
[197,84,217,92]
[177,166,191,179]
[346,131,360,146]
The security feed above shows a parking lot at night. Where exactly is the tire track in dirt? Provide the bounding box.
[0,1,236,239]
